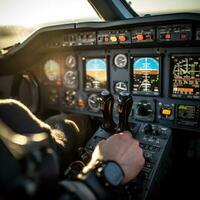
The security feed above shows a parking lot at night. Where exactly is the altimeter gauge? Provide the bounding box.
[63,70,77,88]
[65,55,76,69]
[114,54,128,68]
[88,94,100,111]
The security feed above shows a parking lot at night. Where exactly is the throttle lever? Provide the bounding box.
[99,90,116,133]
[117,91,133,132]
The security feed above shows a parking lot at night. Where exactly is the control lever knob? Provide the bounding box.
[117,91,133,132]
[99,90,116,133]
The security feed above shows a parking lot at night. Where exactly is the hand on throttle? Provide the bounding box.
[84,131,145,184]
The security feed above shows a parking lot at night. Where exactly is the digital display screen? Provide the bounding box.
[177,104,199,126]
[44,59,60,82]
[132,57,160,96]
[84,58,107,90]
[171,56,200,99]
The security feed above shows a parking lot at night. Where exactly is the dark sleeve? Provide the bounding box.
[59,170,112,200]
[0,99,76,175]
[59,180,97,200]
[0,99,51,134]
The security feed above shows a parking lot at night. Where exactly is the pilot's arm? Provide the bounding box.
[59,132,144,200]
[0,99,144,200]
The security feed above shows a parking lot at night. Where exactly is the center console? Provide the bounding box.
[82,91,172,200]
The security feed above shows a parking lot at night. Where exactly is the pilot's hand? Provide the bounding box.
[84,131,145,184]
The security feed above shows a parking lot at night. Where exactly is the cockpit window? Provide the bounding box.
[126,0,200,16]
[0,0,100,49]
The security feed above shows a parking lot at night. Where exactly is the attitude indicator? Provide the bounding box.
[132,57,160,96]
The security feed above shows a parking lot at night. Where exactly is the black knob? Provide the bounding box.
[99,90,116,133]
[143,152,153,162]
[117,91,133,132]
[137,103,152,116]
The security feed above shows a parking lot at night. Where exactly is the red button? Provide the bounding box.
[136,34,144,41]
[118,35,127,42]
[165,34,171,39]
[56,79,62,86]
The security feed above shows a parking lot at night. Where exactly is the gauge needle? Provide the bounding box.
[89,99,96,104]
[119,86,126,90]
[69,57,73,64]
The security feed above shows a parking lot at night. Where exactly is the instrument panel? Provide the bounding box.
[21,15,200,133]
[39,50,200,132]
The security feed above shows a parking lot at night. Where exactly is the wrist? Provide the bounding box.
[94,160,125,187]
[81,160,125,187]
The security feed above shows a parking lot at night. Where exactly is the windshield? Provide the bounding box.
[0,0,100,49]
[126,0,200,16]
[1,0,200,49]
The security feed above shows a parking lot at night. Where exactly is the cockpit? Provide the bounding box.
[0,0,200,199]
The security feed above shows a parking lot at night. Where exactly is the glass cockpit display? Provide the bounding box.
[84,58,107,90]
[44,59,60,81]
[171,55,200,99]
[132,57,160,96]
[177,104,199,126]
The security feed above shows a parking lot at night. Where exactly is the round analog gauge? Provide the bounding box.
[88,94,100,112]
[63,70,77,88]
[114,54,128,68]
[65,90,77,107]
[114,82,128,93]
[65,55,76,69]
[44,59,60,81]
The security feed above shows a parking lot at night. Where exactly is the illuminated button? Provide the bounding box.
[56,79,62,86]
[136,34,144,41]
[118,35,127,42]
[165,33,171,39]
[78,96,85,108]
[161,107,172,118]
[110,36,117,42]
[185,88,193,93]
[162,109,171,116]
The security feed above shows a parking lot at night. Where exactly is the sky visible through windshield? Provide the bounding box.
[0,0,99,26]
[0,0,200,49]
[127,0,200,16]
[0,0,100,49]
